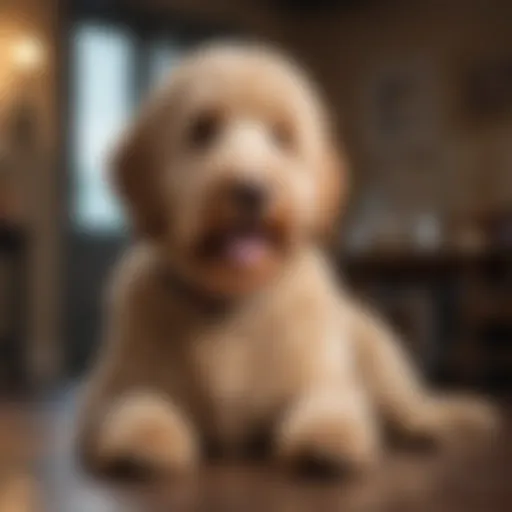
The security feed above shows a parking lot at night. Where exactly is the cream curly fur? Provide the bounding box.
[76,43,498,476]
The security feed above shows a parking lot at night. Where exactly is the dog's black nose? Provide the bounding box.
[230,181,268,215]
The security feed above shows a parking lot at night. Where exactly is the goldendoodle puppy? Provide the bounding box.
[77,43,497,476]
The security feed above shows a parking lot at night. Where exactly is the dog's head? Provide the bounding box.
[111,43,346,297]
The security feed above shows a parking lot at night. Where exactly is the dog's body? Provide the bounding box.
[78,44,496,476]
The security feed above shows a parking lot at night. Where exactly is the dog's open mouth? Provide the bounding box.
[197,223,283,269]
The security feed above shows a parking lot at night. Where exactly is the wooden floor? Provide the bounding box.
[0,392,511,512]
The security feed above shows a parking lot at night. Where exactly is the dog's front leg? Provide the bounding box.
[275,383,380,474]
[86,391,198,477]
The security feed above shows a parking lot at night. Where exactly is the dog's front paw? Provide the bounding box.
[96,392,198,478]
[398,395,500,446]
[277,403,379,476]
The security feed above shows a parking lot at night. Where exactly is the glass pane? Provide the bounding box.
[71,24,134,232]
[148,37,183,88]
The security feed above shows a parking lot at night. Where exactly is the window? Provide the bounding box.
[149,37,183,87]
[70,24,185,233]
[71,24,134,232]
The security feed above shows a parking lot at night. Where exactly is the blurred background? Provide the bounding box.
[0,0,511,397]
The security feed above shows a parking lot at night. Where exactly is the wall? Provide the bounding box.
[0,0,61,384]
[273,0,512,220]
[0,0,58,145]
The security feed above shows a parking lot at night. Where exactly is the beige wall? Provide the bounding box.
[0,0,58,146]
[274,1,512,218]
[0,0,61,384]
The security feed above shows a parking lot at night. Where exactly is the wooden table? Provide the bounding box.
[1,391,510,511]
[341,249,512,389]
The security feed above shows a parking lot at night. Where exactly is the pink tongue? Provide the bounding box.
[225,235,268,267]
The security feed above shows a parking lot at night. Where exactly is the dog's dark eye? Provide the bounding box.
[188,110,221,148]
[271,120,295,151]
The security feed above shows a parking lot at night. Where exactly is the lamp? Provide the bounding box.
[8,36,45,150]
[12,37,45,74]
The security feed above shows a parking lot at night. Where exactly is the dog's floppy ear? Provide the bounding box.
[109,110,166,238]
[316,142,348,246]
